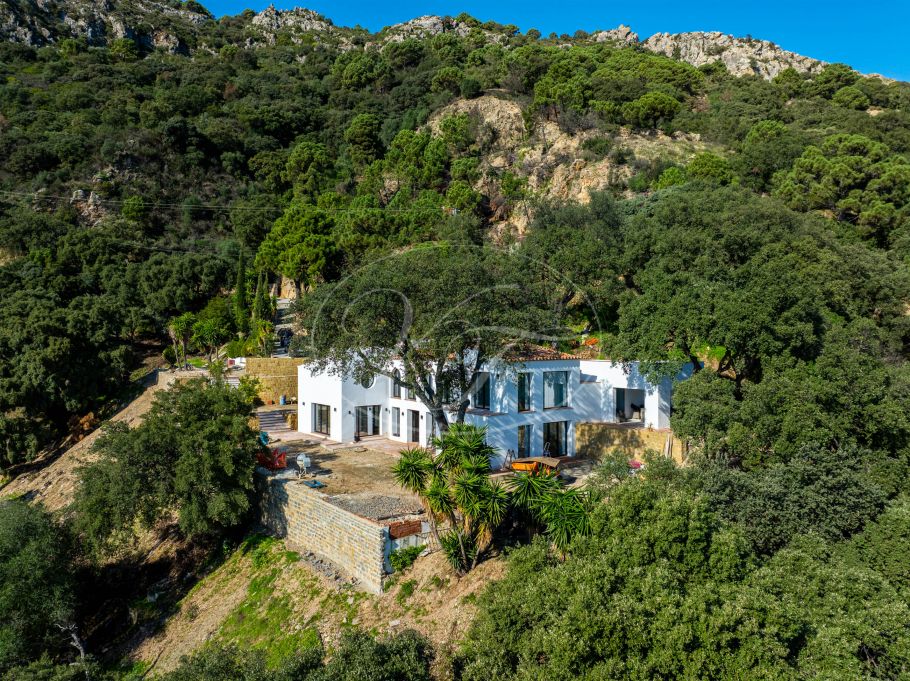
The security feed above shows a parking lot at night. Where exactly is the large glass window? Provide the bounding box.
[356,405,380,436]
[543,421,567,457]
[474,372,491,410]
[313,403,331,435]
[392,407,400,437]
[544,371,568,409]
[392,370,401,398]
[517,424,532,458]
[517,373,531,412]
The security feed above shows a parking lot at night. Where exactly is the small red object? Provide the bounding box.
[257,447,287,470]
[629,460,643,470]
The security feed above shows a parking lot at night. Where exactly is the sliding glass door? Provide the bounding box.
[313,403,331,435]
[543,421,567,457]
[356,405,380,436]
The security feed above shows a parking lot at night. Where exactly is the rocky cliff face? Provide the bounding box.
[641,31,825,79]
[241,10,507,49]
[0,0,210,52]
[426,94,713,235]
[244,5,348,46]
[591,25,638,45]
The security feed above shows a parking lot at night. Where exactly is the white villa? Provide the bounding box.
[296,348,684,468]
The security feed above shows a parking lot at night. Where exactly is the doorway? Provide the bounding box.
[408,409,420,443]
[614,388,646,423]
[356,405,381,437]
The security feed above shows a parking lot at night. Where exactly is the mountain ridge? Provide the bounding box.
[0,0,893,81]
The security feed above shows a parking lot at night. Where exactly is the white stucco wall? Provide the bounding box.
[462,360,579,466]
[297,358,686,463]
[577,360,670,429]
[297,364,344,441]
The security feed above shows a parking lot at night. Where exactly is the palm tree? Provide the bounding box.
[168,312,195,370]
[192,317,225,362]
[392,423,593,573]
[471,480,509,569]
[432,424,506,572]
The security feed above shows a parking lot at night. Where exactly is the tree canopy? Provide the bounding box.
[72,377,260,554]
[297,243,565,431]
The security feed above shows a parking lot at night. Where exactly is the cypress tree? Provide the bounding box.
[233,251,249,334]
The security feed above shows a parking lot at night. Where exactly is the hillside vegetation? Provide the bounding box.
[2,2,910,679]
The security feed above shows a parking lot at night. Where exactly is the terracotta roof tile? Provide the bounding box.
[501,345,576,362]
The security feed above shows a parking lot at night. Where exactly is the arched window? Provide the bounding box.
[392,369,401,398]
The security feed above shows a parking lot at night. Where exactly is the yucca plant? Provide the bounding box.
[508,471,562,512]
[392,424,590,572]
[392,447,439,546]
[472,480,510,569]
[439,528,476,574]
[537,488,593,556]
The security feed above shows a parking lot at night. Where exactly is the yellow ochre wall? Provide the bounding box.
[576,423,688,465]
[244,357,307,405]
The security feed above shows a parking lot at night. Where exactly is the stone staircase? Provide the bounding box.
[257,409,294,439]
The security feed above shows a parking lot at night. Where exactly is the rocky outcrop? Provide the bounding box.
[380,15,471,43]
[243,5,354,48]
[0,0,208,51]
[250,5,332,35]
[426,94,527,149]
[378,15,508,46]
[0,4,853,81]
[642,31,825,79]
[427,95,712,236]
[591,25,638,45]
[70,189,106,224]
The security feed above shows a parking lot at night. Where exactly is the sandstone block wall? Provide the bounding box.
[257,474,387,594]
[244,357,307,405]
[576,423,688,465]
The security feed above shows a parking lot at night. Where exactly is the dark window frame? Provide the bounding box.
[543,370,568,409]
[517,372,531,412]
[474,372,491,410]
[313,403,331,435]
[543,420,567,457]
[517,424,532,458]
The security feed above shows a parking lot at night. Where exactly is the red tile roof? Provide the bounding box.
[501,345,576,362]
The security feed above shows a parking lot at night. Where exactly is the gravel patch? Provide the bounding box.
[326,492,422,520]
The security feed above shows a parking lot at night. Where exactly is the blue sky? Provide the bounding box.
[203,0,909,81]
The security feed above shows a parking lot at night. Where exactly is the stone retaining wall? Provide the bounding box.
[576,423,688,464]
[257,473,387,594]
[244,357,307,405]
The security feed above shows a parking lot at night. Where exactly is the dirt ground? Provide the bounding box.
[131,536,506,675]
[276,441,416,497]
[1,369,207,511]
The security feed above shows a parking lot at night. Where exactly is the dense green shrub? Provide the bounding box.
[72,378,260,553]
[0,501,76,673]
[389,545,424,572]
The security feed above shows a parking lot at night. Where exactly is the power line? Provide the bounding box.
[0,188,454,214]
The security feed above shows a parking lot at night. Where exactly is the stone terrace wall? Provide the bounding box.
[576,423,688,465]
[257,473,387,594]
[244,357,307,405]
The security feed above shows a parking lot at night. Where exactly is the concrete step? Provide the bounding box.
[258,411,294,433]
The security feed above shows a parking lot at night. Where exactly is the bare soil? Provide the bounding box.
[131,537,505,675]
[1,370,204,511]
